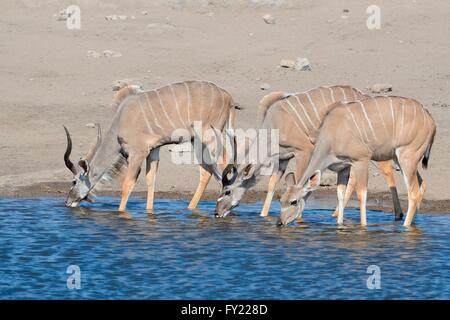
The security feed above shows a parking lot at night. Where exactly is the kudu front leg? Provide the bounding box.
[119,152,146,212]
[260,160,289,217]
[332,169,356,218]
[353,160,370,226]
[188,166,213,210]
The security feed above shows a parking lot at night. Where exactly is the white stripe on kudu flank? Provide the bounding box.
[374,98,389,135]
[399,99,405,139]
[389,97,395,139]
[411,100,417,136]
[156,90,177,130]
[294,95,316,129]
[319,88,328,106]
[215,89,226,126]
[183,82,191,124]
[170,84,186,128]
[206,82,215,122]
[328,87,336,102]
[305,92,321,122]
[340,87,347,102]
[145,93,164,132]
[283,100,307,133]
[137,97,155,135]
[346,108,372,152]
[358,101,378,142]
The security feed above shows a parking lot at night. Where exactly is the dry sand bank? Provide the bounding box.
[0,1,449,211]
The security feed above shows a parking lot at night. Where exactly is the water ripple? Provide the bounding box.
[0,197,449,299]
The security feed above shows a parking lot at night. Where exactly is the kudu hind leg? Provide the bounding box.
[119,152,146,212]
[260,159,289,217]
[335,167,351,225]
[145,148,160,212]
[377,160,403,220]
[398,156,421,227]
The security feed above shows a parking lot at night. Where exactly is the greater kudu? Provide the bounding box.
[278,96,436,227]
[215,86,403,219]
[63,80,239,211]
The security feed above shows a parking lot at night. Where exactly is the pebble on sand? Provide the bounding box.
[260,83,271,91]
[294,57,311,71]
[85,123,96,128]
[368,84,393,93]
[55,9,71,21]
[105,15,127,21]
[280,59,296,68]
[86,50,101,58]
[103,50,122,58]
[263,14,276,24]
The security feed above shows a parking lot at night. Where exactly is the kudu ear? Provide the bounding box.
[305,170,321,192]
[78,159,90,175]
[285,172,296,186]
[242,164,255,180]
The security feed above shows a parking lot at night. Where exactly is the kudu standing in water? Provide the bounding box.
[63,81,239,211]
[278,96,436,227]
[215,85,403,219]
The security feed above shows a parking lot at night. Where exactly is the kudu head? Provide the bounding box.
[215,162,257,218]
[278,170,321,226]
[63,125,102,207]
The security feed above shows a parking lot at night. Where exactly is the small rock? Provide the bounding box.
[280,59,295,68]
[263,14,276,24]
[368,84,393,93]
[105,15,127,21]
[260,83,271,91]
[432,101,448,108]
[86,50,101,58]
[341,9,350,19]
[294,57,311,71]
[142,11,149,16]
[55,9,71,21]
[103,50,122,58]
[85,123,96,128]
[112,80,143,91]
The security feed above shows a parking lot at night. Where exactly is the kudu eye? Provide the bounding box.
[224,190,231,196]
[290,199,298,206]
[72,180,77,185]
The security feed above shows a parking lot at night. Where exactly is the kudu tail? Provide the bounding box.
[226,101,242,130]
[112,84,144,113]
[422,127,436,169]
[258,91,290,122]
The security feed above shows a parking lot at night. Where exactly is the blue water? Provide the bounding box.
[0,197,449,299]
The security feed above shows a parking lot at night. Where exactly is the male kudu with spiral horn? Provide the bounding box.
[63,80,240,211]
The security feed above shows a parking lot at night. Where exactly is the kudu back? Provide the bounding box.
[63,80,239,211]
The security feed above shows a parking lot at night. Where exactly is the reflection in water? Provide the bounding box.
[0,197,448,299]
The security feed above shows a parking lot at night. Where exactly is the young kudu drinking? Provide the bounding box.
[215,86,403,220]
[278,96,436,227]
[63,80,239,211]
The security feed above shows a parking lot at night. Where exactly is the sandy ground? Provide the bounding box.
[0,1,449,211]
